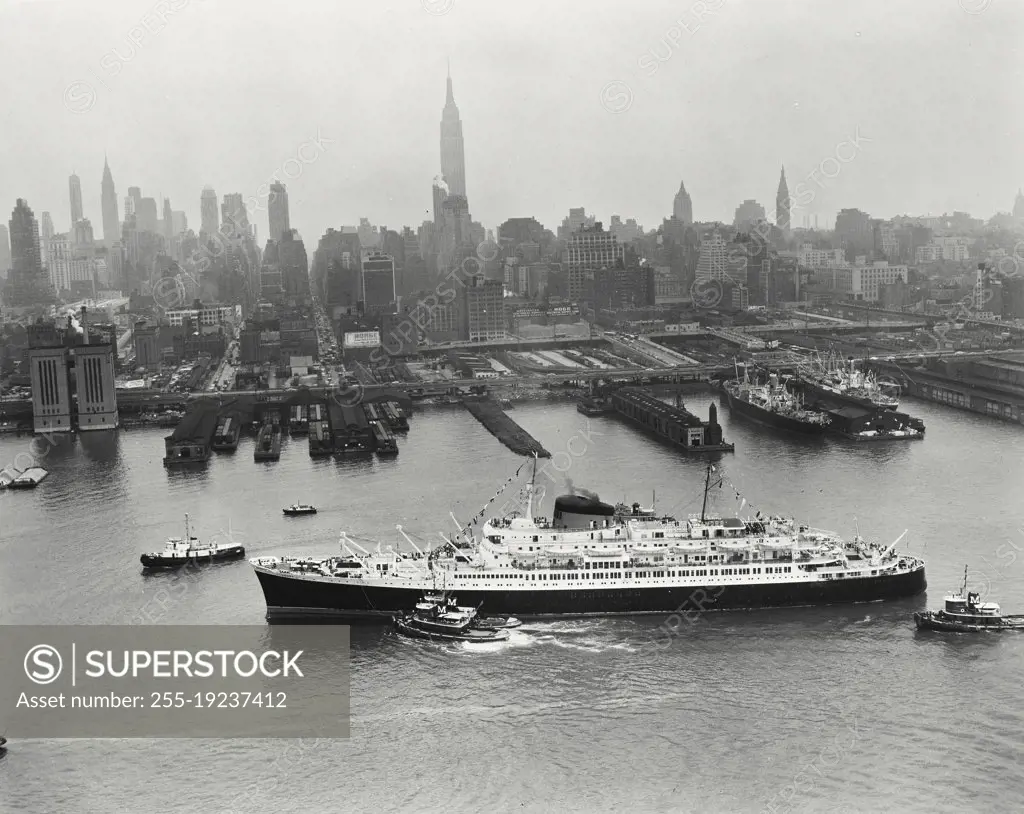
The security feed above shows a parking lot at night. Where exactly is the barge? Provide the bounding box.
[212,415,240,451]
[254,424,281,461]
[289,405,309,436]
[382,401,410,432]
[818,404,925,442]
[370,420,399,456]
[308,421,334,457]
[0,467,49,489]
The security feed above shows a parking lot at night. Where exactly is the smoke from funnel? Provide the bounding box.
[565,478,599,500]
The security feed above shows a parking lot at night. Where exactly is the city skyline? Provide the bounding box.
[1,0,1020,246]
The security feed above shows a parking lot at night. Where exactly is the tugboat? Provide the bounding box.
[914,567,1024,632]
[283,503,318,516]
[394,592,512,642]
[577,395,611,416]
[140,515,245,569]
[0,735,7,759]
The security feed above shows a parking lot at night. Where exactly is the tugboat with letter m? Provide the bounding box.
[914,567,1024,632]
[394,592,516,643]
[140,515,245,569]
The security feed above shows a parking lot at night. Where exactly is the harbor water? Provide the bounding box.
[1,395,1023,813]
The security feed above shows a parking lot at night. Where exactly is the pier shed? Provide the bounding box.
[609,387,734,452]
[163,407,219,465]
[327,402,373,453]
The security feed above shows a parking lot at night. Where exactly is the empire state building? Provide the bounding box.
[440,67,467,200]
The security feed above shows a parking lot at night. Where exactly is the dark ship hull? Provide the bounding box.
[141,546,246,569]
[254,565,926,620]
[722,388,827,435]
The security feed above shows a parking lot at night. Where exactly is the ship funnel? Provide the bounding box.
[769,373,779,389]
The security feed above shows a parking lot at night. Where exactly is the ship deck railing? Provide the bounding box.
[506,553,805,571]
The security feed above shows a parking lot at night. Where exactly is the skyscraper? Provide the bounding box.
[440,65,467,200]
[138,197,159,233]
[565,223,624,302]
[835,208,872,261]
[127,187,142,217]
[40,212,54,268]
[734,199,767,231]
[200,187,219,237]
[776,166,791,233]
[69,172,83,226]
[73,219,95,254]
[268,181,290,242]
[360,250,397,314]
[163,198,174,244]
[673,181,693,224]
[695,230,727,282]
[0,224,11,276]
[7,199,47,304]
[101,156,120,248]
[48,234,75,292]
[221,193,249,237]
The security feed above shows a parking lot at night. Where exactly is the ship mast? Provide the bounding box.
[962,564,968,596]
[700,462,712,522]
[524,453,537,523]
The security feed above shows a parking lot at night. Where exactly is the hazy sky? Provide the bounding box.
[1,0,1021,246]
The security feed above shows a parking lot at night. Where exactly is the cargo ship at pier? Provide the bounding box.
[797,357,900,412]
[721,371,830,435]
[250,461,925,619]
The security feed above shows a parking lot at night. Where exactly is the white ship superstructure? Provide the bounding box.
[251,463,926,617]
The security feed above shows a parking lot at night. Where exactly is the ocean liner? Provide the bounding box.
[721,370,830,435]
[798,356,900,411]
[250,461,926,619]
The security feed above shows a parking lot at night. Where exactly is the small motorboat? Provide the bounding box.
[283,504,318,516]
[140,515,245,569]
[914,567,1024,632]
[474,615,522,630]
[393,592,510,643]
